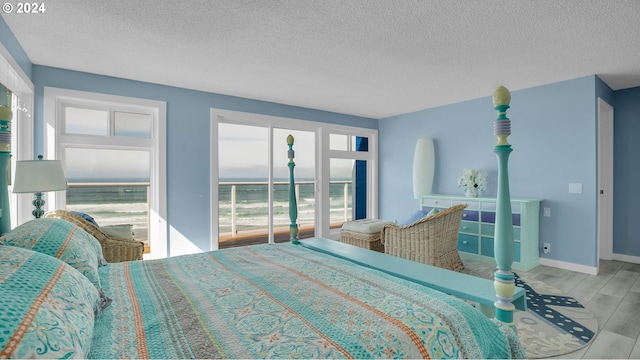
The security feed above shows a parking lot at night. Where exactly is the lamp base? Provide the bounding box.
[32,192,45,219]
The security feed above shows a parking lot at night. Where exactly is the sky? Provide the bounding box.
[58,106,355,182]
[219,123,355,180]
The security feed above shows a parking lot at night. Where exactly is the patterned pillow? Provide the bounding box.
[0,245,99,358]
[2,218,111,310]
[76,222,108,267]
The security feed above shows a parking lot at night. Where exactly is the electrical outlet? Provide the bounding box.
[543,207,551,217]
[543,243,550,254]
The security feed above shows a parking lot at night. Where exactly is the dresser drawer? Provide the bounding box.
[459,221,479,234]
[422,198,450,208]
[458,234,479,254]
[480,223,494,237]
[455,200,479,210]
[480,212,521,226]
[479,237,521,262]
[461,210,479,222]
[479,224,521,240]
[482,202,522,214]
[480,236,494,257]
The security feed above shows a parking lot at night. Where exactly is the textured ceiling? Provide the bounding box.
[3,0,640,119]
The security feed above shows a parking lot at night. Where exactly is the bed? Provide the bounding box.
[0,217,524,359]
[1,87,522,359]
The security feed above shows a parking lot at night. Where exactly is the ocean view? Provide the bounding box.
[65,178,353,244]
[66,185,150,243]
[218,178,353,235]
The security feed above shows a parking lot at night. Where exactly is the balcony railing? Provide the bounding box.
[64,180,353,246]
[219,180,352,239]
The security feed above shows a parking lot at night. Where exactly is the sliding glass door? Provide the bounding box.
[211,109,377,250]
[216,122,315,248]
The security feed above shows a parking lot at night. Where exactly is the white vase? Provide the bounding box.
[465,188,479,198]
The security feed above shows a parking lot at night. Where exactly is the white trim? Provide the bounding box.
[612,253,640,265]
[210,108,378,248]
[44,87,167,259]
[0,42,33,96]
[539,257,598,275]
[0,41,34,227]
[209,108,219,251]
[597,97,614,261]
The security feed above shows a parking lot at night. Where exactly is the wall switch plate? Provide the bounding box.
[569,183,583,194]
[543,207,551,217]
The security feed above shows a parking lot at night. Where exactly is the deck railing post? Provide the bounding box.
[343,182,349,220]
[231,184,237,236]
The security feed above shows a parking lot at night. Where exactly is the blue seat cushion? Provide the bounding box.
[71,211,99,227]
[399,208,439,226]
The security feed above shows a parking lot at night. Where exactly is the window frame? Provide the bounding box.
[44,87,167,259]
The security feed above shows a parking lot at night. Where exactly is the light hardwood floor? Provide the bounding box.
[505,259,640,359]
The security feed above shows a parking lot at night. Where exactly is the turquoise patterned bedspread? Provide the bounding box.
[91,243,524,359]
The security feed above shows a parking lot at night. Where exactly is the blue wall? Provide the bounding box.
[30,66,376,254]
[613,86,640,256]
[379,77,601,268]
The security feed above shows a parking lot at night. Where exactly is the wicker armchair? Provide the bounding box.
[44,210,144,263]
[381,204,467,272]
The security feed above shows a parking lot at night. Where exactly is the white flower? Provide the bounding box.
[457,168,487,193]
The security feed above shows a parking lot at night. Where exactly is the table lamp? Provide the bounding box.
[13,155,68,218]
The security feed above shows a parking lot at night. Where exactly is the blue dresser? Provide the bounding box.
[420,194,542,271]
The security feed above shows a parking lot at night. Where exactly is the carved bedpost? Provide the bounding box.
[492,86,516,327]
[287,135,299,244]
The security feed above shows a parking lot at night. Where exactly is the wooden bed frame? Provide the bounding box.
[288,86,521,327]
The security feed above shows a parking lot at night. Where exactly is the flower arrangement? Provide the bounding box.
[457,168,487,197]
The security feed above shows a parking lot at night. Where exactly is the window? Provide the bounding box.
[64,107,109,135]
[330,134,371,222]
[44,88,167,259]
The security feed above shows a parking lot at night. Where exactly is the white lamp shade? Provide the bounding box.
[13,159,68,193]
[413,138,435,198]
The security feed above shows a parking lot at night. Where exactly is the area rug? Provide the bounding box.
[463,266,598,358]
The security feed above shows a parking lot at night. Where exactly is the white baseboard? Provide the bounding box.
[539,258,598,275]
[612,253,640,264]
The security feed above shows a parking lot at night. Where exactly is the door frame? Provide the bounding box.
[597,97,614,262]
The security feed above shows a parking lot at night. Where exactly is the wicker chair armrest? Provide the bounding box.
[44,210,109,240]
[44,210,144,263]
[381,204,467,244]
[101,237,145,262]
